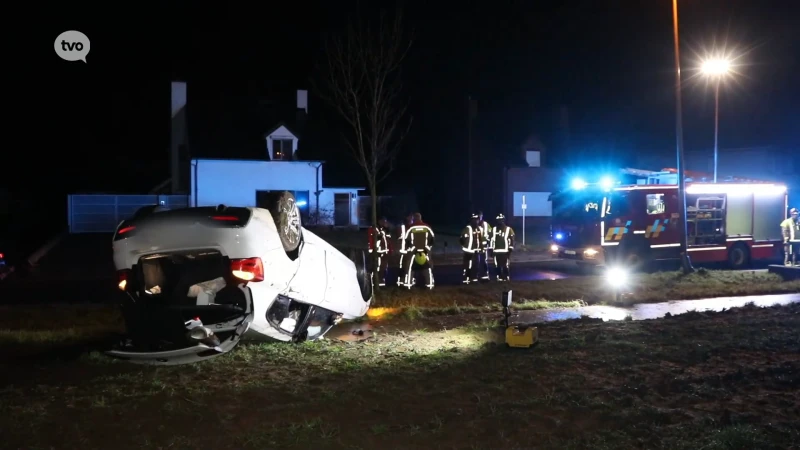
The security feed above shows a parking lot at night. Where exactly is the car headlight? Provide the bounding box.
[606,267,628,288]
[584,248,599,258]
[550,244,559,253]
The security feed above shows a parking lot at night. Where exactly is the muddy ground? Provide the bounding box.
[1,302,799,449]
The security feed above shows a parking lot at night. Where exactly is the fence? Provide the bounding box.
[356,195,418,227]
[68,195,190,233]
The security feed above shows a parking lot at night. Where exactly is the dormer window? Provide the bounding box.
[265,123,299,160]
[273,139,293,160]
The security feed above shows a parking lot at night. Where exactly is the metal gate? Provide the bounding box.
[68,195,190,233]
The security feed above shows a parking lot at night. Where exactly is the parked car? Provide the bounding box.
[107,191,373,365]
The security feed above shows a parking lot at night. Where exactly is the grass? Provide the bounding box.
[371,268,800,313]
[1,303,798,449]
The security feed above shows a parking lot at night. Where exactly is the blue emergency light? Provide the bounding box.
[555,233,563,240]
[600,176,614,191]
[571,178,588,190]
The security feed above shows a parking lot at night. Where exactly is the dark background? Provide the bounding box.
[3,0,799,251]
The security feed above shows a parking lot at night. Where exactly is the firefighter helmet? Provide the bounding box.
[791,208,798,215]
[496,213,505,220]
[471,213,479,219]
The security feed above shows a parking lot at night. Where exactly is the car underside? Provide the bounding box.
[106,199,372,365]
[108,249,255,364]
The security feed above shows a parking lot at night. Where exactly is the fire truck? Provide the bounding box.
[549,169,789,269]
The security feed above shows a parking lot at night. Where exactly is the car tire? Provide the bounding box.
[728,243,750,269]
[265,191,303,254]
[350,249,373,302]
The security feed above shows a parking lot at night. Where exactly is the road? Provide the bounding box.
[381,259,586,286]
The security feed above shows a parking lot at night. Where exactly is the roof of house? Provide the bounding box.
[263,121,299,139]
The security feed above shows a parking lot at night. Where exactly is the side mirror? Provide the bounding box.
[501,290,513,308]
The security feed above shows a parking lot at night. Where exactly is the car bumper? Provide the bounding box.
[106,320,250,365]
[549,245,605,265]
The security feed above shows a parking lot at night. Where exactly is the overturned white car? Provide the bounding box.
[108,191,373,365]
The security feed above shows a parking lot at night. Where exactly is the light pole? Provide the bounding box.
[701,58,730,183]
[672,0,694,274]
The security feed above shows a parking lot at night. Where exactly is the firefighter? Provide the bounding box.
[491,213,515,281]
[368,217,391,286]
[403,212,435,289]
[396,214,414,286]
[477,210,491,280]
[460,214,482,283]
[782,208,799,266]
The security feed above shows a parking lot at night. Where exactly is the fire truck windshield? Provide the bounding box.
[551,190,605,223]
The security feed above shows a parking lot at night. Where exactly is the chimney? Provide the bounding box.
[171,81,188,194]
[557,105,570,152]
[171,82,187,119]
[297,89,308,114]
[296,89,309,133]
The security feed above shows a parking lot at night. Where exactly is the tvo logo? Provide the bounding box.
[54,30,90,63]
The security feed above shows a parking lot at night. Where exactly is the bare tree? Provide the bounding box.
[313,9,413,227]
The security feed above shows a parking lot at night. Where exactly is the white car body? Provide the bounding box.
[108,204,372,365]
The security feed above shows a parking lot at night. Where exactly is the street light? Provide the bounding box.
[701,58,730,183]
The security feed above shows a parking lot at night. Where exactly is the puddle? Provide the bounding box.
[515,293,800,323]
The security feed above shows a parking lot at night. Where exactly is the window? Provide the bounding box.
[605,192,631,217]
[646,194,666,215]
[273,139,293,160]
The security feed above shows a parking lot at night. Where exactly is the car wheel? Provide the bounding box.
[728,243,750,269]
[350,249,373,302]
[266,191,303,253]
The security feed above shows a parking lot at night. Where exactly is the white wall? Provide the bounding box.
[321,189,360,226]
[190,159,360,225]
[512,192,552,217]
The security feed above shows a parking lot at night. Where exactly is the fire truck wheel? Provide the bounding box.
[728,243,750,270]
[617,245,650,271]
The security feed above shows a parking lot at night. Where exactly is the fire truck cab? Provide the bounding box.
[550,170,788,269]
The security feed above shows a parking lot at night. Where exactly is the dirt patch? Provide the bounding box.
[1,303,798,449]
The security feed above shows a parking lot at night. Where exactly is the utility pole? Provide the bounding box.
[672,0,694,274]
[467,95,474,214]
[713,78,720,183]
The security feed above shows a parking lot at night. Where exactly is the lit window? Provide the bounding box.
[646,194,665,215]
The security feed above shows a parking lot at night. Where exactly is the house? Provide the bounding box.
[502,137,564,228]
[65,81,365,233]
[174,81,363,227]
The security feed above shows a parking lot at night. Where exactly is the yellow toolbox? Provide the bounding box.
[502,290,539,348]
[505,324,538,348]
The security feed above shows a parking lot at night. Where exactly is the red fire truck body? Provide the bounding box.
[550,177,788,269]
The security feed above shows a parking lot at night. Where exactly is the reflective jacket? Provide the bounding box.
[782,218,799,242]
[491,226,516,252]
[460,225,483,253]
[368,226,390,254]
[397,222,411,254]
[478,221,491,249]
[405,223,435,253]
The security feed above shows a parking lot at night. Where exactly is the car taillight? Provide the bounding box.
[117,269,132,291]
[118,225,136,234]
[231,257,264,282]
[212,216,239,221]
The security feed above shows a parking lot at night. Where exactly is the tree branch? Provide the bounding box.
[312,7,413,226]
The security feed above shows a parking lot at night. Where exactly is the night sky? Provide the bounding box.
[14,0,800,228]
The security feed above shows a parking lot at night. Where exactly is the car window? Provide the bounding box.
[605,192,631,217]
[646,194,666,215]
